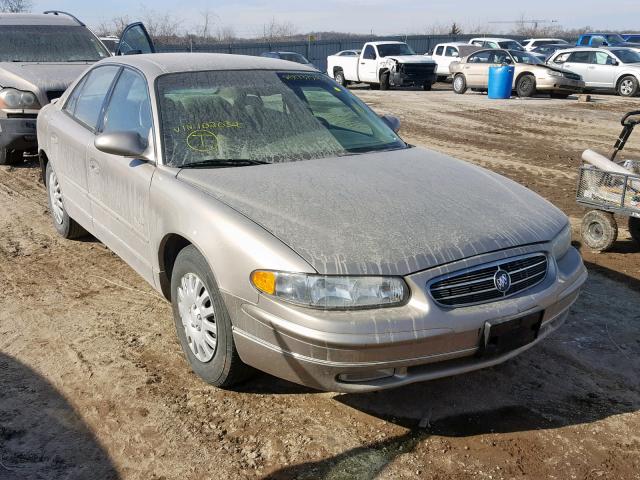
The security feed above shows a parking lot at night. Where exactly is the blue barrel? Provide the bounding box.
[488,65,515,99]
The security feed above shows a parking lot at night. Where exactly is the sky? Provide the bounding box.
[32,0,640,36]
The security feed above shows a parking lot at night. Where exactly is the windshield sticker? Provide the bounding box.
[173,120,242,134]
[186,130,219,153]
[280,73,325,82]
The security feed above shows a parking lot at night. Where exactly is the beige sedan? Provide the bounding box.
[450,49,584,98]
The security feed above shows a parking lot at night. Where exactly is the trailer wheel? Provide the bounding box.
[581,210,618,251]
[380,72,390,90]
[628,217,640,245]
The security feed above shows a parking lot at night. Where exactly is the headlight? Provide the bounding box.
[0,88,41,110]
[550,223,572,260]
[547,70,563,77]
[251,271,409,310]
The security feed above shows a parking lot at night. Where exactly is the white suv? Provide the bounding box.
[522,38,569,52]
[430,42,481,80]
[548,47,640,97]
[468,37,525,50]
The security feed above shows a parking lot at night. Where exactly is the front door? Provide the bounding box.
[561,51,593,86]
[116,22,155,56]
[87,67,156,282]
[359,44,379,83]
[464,50,495,87]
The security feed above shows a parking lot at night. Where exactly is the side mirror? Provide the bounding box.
[503,57,513,65]
[610,59,619,66]
[95,131,148,158]
[381,114,401,133]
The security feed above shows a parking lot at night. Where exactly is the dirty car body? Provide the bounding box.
[37,53,587,393]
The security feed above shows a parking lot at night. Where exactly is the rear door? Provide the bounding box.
[49,65,121,227]
[589,51,618,87]
[116,22,155,55]
[359,45,379,83]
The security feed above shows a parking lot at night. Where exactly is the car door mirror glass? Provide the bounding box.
[95,131,148,158]
[380,114,401,133]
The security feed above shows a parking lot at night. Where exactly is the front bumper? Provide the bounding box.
[228,246,587,393]
[535,76,585,93]
[390,70,437,87]
[0,115,38,151]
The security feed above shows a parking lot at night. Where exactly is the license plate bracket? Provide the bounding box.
[478,311,543,358]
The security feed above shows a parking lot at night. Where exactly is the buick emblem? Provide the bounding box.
[494,270,511,293]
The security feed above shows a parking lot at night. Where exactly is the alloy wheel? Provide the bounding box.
[177,272,217,362]
[620,79,634,96]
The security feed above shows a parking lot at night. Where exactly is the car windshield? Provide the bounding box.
[377,43,416,57]
[498,41,524,51]
[0,25,110,62]
[611,49,640,63]
[157,70,406,168]
[510,50,543,65]
[279,53,310,64]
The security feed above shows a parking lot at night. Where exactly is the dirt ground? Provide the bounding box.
[1,87,639,480]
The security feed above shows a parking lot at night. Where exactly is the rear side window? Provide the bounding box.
[434,46,444,56]
[445,46,457,57]
[67,66,120,131]
[102,68,152,139]
[568,51,593,63]
[363,45,376,60]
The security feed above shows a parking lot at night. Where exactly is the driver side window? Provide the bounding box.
[363,45,377,60]
[102,68,152,141]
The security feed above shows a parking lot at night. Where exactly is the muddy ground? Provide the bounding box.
[1,88,639,480]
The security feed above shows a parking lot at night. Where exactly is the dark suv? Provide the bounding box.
[0,12,153,165]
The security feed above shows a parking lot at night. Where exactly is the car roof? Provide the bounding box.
[367,41,406,46]
[435,42,469,47]
[553,46,635,53]
[95,53,317,79]
[267,51,302,55]
[0,13,78,26]
[470,37,519,42]
[524,38,565,42]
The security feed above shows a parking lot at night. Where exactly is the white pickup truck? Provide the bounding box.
[327,41,437,90]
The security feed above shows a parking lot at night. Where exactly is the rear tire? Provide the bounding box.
[516,74,536,97]
[45,162,87,240]
[453,74,467,94]
[617,75,639,97]
[422,81,433,91]
[550,92,570,99]
[581,210,618,252]
[334,70,346,87]
[171,245,254,388]
[380,72,390,90]
[629,217,640,245]
[0,148,22,166]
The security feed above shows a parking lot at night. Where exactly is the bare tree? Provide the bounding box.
[0,0,32,12]
[94,15,132,37]
[216,25,236,42]
[198,8,218,40]
[141,10,183,43]
[262,18,297,40]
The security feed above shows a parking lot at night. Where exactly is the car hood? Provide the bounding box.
[0,62,91,103]
[177,147,567,276]
[384,55,436,64]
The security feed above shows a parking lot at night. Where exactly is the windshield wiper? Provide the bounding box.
[180,159,269,169]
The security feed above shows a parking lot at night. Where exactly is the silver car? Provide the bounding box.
[37,53,587,393]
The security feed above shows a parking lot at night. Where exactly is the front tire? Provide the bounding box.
[453,74,467,94]
[334,70,346,87]
[45,162,87,239]
[617,75,639,97]
[516,74,536,97]
[0,148,22,166]
[380,72,390,90]
[581,210,618,251]
[171,245,254,388]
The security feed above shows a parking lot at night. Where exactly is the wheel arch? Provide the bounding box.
[615,72,639,88]
[38,149,49,185]
[157,232,199,301]
[332,66,343,77]
[378,67,390,80]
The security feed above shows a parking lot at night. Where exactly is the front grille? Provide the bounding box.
[429,253,548,307]
[401,63,436,75]
[46,90,65,102]
[563,72,581,81]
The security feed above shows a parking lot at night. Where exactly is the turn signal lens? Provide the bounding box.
[251,270,276,295]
